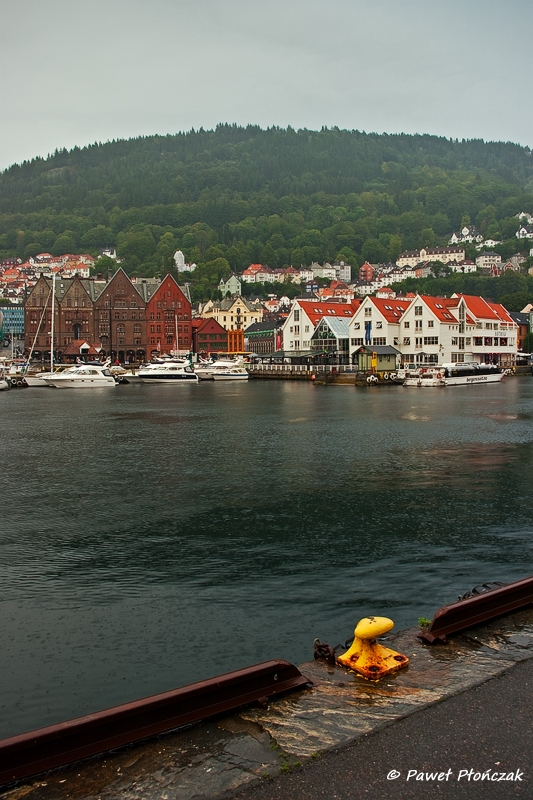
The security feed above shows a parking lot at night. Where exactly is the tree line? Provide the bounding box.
[0,125,532,305]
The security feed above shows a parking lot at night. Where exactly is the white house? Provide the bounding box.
[348,296,413,357]
[282,299,360,352]
[476,252,502,270]
[397,294,517,367]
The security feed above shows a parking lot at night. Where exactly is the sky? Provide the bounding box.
[1,0,532,171]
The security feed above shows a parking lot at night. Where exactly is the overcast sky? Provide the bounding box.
[1,0,531,171]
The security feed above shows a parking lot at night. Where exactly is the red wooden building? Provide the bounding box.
[192,318,228,356]
[145,275,192,357]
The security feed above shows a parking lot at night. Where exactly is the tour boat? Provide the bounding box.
[41,363,118,388]
[403,363,505,387]
[138,362,198,383]
[442,363,505,386]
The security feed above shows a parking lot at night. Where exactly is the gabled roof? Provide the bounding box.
[367,296,411,322]
[417,295,458,322]
[353,345,400,355]
[295,299,360,325]
[313,317,350,338]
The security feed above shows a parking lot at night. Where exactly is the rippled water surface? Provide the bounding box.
[1,378,533,737]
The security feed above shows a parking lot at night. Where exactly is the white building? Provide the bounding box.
[476,252,502,270]
[282,299,360,352]
[173,250,196,272]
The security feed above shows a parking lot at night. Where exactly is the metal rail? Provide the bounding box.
[0,659,311,786]
[418,574,533,644]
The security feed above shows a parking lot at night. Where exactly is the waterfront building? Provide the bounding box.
[145,274,192,356]
[397,294,517,367]
[23,268,191,363]
[311,317,351,363]
[282,298,361,352]
[244,319,285,355]
[192,318,228,356]
[348,296,412,352]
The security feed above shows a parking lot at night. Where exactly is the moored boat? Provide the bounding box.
[403,363,505,387]
[138,362,198,383]
[41,363,117,388]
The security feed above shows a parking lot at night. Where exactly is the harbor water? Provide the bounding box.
[1,378,533,739]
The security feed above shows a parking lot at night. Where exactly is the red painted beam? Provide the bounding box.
[418,574,533,644]
[0,659,311,786]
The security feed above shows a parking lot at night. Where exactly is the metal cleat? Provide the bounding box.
[337,617,409,679]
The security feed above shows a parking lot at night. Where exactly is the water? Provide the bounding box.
[1,379,532,738]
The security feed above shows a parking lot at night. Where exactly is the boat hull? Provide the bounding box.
[212,373,249,380]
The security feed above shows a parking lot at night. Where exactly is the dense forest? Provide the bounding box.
[1,125,533,304]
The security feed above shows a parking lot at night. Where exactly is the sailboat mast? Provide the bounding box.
[50,273,56,371]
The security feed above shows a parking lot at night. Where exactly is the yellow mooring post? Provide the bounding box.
[337,616,409,680]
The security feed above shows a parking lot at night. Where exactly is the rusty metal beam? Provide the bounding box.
[418,574,533,644]
[0,659,311,787]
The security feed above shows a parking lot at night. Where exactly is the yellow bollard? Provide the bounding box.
[337,616,409,680]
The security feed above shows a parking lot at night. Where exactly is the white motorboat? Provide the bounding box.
[41,363,117,388]
[195,357,246,380]
[403,369,446,388]
[138,362,198,383]
[211,366,249,381]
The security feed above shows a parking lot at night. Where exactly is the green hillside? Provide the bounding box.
[1,125,533,302]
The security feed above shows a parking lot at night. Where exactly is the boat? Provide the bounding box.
[138,361,198,383]
[403,363,504,387]
[442,363,505,386]
[194,357,246,380]
[403,370,446,387]
[211,365,249,381]
[41,363,118,388]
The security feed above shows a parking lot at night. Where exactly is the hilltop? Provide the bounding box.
[0,125,532,301]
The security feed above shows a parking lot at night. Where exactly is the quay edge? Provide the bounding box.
[3,605,533,800]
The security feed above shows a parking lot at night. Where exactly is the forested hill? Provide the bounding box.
[1,125,533,294]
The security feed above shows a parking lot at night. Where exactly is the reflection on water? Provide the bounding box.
[0,379,532,737]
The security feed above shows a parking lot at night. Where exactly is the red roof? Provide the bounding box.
[368,297,412,322]
[296,299,361,325]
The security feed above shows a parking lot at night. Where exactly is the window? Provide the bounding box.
[403,337,410,345]
[294,310,300,321]
[484,337,493,346]
[485,323,493,330]
[414,306,422,316]
[427,320,434,328]
[351,337,363,346]
[372,337,386,345]
[376,321,382,329]
[423,336,438,345]
[415,320,422,330]
[354,322,360,329]
[474,337,483,346]
[404,321,410,328]
[451,337,458,345]
[365,308,372,317]
[305,325,310,332]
